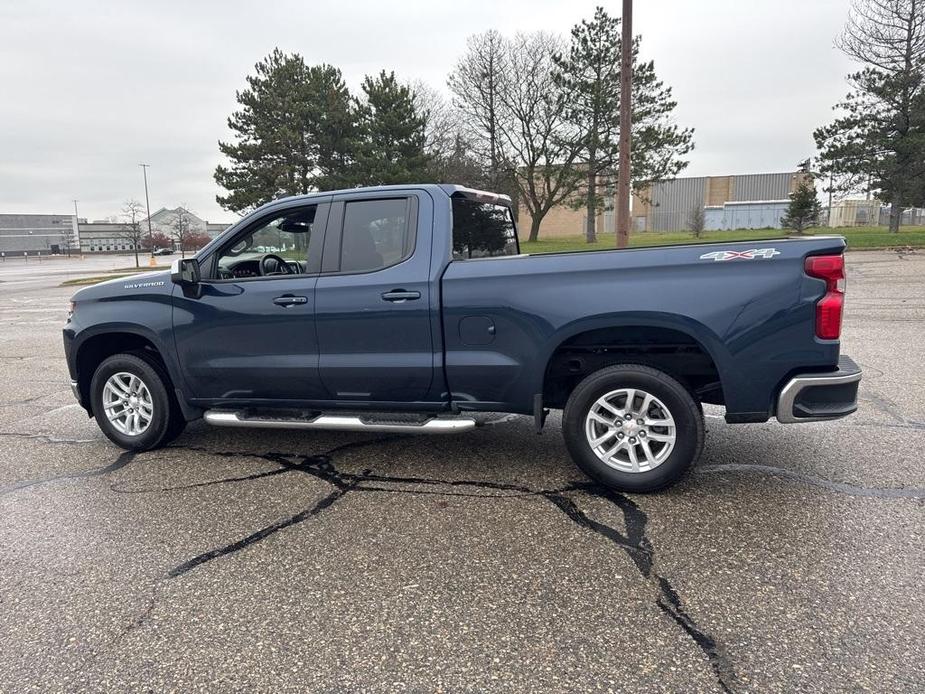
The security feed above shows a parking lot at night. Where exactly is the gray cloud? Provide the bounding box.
[0,0,854,221]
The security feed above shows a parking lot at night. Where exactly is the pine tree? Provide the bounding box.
[215,50,355,212]
[353,71,429,186]
[307,64,358,191]
[553,6,693,243]
[781,180,822,234]
[687,204,705,238]
[814,0,925,233]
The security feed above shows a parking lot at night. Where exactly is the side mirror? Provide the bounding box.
[170,258,201,286]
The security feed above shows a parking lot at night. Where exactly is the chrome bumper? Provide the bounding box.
[69,380,81,402]
[776,356,862,424]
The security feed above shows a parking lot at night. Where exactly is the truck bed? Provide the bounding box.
[440,235,847,420]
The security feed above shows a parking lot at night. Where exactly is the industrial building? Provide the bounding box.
[0,214,78,256]
[0,209,231,256]
[518,170,806,237]
[827,199,925,227]
[632,171,805,232]
[78,208,230,253]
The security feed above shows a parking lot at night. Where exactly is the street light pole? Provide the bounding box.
[140,163,153,248]
[615,0,633,249]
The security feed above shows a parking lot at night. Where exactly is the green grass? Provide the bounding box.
[61,274,136,286]
[107,264,169,273]
[521,226,925,254]
[61,265,167,287]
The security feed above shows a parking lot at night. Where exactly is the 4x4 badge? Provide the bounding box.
[699,248,781,261]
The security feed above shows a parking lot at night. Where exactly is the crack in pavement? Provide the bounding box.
[141,439,739,693]
[859,386,925,429]
[835,420,925,432]
[0,449,135,496]
[542,489,737,693]
[167,483,358,578]
[114,584,159,642]
[0,431,98,444]
[11,423,923,691]
[696,464,925,499]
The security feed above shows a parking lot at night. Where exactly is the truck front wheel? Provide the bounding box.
[89,352,185,451]
[562,364,704,493]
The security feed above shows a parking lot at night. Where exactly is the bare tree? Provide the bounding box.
[411,81,483,187]
[837,0,925,69]
[120,199,146,267]
[412,81,457,163]
[170,207,195,258]
[447,30,510,191]
[687,204,705,237]
[498,32,584,241]
[58,222,77,257]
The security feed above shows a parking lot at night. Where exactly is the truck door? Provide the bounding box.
[314,192,436,403]
[171,200,329,402]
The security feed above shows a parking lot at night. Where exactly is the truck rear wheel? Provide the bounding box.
[89,352,185,451]
[562,364,704,493]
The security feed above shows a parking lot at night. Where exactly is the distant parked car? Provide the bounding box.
[152,247,174,256]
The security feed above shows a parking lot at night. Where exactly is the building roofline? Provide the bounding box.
[646,171,800,185]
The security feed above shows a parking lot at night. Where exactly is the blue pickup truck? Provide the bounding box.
[63,184,861,492]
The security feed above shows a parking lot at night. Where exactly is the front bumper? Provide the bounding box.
[776,355,862,423]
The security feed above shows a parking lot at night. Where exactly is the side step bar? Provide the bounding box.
[203,410,477,434]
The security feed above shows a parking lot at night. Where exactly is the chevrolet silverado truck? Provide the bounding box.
[63,184,861,492]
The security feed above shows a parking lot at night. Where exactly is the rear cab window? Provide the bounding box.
[451,197,519,260]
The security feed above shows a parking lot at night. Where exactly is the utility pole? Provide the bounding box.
[615,0,633,249]
[140,164,156,266]
[827,170,834,227]
[140,164,153,241]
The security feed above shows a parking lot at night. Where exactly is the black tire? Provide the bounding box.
[89,351,185,451]
[562,364,704,493]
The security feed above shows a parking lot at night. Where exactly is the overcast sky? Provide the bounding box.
[0,0,855,222]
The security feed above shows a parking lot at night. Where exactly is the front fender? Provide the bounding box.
[66,288,185,399]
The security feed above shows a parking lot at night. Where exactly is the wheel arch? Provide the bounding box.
[538,312,730,409]
[73,324,179,413]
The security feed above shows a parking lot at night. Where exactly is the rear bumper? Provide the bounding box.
[776,355,862,423]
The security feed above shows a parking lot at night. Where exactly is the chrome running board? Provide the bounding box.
[203,410,477,434]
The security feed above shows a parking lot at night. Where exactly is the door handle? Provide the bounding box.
[273,295,308,307]
[381,290,421,302]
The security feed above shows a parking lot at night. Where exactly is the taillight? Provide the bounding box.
[805,254,845,340]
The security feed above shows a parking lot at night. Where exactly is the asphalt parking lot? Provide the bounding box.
[1,251,923,693]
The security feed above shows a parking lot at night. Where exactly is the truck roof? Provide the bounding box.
[256,184,513,212]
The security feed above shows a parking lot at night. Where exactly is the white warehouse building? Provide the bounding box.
[703,200,791,231]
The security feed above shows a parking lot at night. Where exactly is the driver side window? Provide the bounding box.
[216,205,318,280]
